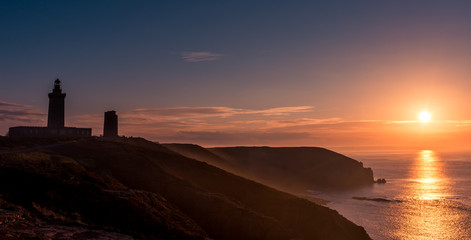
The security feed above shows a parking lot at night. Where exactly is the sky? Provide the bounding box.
[2,1,471,150]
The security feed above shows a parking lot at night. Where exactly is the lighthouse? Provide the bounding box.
[8,79,92,138]
[47,79,66,128]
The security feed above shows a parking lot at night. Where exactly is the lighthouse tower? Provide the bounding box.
[8,79,91,138]
[47,79,66,128]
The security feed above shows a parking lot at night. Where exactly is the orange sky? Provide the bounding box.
[2,2,471,151]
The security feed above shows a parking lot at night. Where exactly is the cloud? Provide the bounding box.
[132,107,237,118]
[67,105,471,149]
[65,105,471,150]
[0,109,44,118]
[0,100,46,135]
[157,131,312,146]
[6,99,470,149]
[250,106,313,116]
[131,106,313,120]
[0,101,29,108]
[0,100,45,122]
[181,51,223,62]
[68,105,315,138]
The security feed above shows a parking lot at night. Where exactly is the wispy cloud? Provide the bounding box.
[0,100,45,122]
[160,131,312,145]
[0,101,26,107]
[68,106,315,137]
[0,109,44,119]
[250,106,313,116]
[66,105,471,149]
[181,51,223,62]
[132,107,237,118]
[131,106,313,120]
[0,100,46,134]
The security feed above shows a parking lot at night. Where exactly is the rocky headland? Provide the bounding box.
[164,144,374,193]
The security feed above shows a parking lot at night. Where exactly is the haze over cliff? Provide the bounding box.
[164,144,374,194]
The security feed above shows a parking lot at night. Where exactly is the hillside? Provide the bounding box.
[164,144,374,192]
[162,143,234,170]
[0,137,371,239]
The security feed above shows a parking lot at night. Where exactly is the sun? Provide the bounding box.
[419,111,431,122]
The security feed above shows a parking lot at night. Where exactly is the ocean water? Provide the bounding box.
[307,150,471,240]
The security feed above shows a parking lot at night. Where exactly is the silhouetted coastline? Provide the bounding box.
[0,136,372,239]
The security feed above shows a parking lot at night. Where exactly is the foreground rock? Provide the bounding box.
[0,208,133,240]
[0,137,371,239]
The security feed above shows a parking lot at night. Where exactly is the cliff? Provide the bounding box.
[0,137,371,239]
[164,144,374,192]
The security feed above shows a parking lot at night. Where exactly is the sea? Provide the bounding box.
[307,150,471,240]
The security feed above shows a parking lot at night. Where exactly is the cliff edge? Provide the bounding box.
[164,144,374,192]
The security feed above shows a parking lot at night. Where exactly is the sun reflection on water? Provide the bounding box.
[395,150,466,239]
[413,150,447,200]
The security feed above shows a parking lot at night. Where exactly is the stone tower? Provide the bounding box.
[47,79,66,128]
[103,110,118,138]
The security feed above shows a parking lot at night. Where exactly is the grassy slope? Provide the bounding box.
[0,151,207,239]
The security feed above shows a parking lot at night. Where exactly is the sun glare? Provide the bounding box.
[419,111,431,122]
